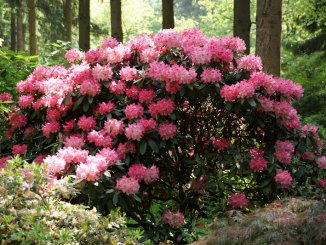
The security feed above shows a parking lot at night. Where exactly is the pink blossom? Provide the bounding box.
[220,80,255,101]
[249,157,267,172]
[218,36,246,53]
[211,137,230,151]
[207,39,233,63]
[109,80,126,94]
[63,134,85,148]
[97,148,119,165]
[154,29,181,48]
[86,155,108,171]
[34,154,46,164]
[275,140,294,164]
[100,37,119,49]
[46,109,61,122]
[92,64,113,81]
[63,119,76,132]
[104,119,124,137]
[18,95,34,109]
[302,151,315,161]
[143,165,159,184]
[125,123,144,141]
[65,49,83,63]
[76,163,101,182]
[125,85,140,99]
[87,130,105,146]
[149,98,175,117]
[120,66,140,81]
[77,115,96,132]
[138,89,155,103]
[0,156,11,169]
[249,148,264,158]
[10,113,27,129]
[158,122,177,140]
[163,210,185,228]
[116,176,140,195]
[0,92,12,101]
[237,55,263,71]
[80,79,101,96]
[95,101,115,115]
[302,124,318,136]
[275,170,292,188]
[318,179,326,189]
[317,156,326,169]
[200,68,222,84]
[44,155,67,175]
[128,163,147,180]
[85,49,100,64]
[124,104,144,119]
[42,121,61,138]
[139,118,156,132]
[24,126,35,138]
[56,147,89,164]
[228,193,248,209]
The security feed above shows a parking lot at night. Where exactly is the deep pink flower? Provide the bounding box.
[318,179,326,189]
[125,123,144,141]
[317,156,326,169]
[42,121,61,138]
[211,137,230,151]
[12,144,27,155]
[138,89,155,103]
[0,92,12,101]
[78,115,96,132]
[158,122,177,140]
[249,157,267,172]
[275,170,292,188]
[124,104,144,119]
[228,193,248,209]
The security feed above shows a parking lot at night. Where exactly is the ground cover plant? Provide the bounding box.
[0,157,139,244]
[0,28,325,243]
[192,197,326,245]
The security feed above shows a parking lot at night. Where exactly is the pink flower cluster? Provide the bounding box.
[0,92,12,101]
[149,98,175,117]
[163,210,185,228]
[275,170,292,188]
[116,176,140,195]
[210,137,230,151]
[12,144,27,155]
[200,68,222,84]
[128,163,159,184]
[317,156,326,169]
[249,148,267,172]
[275,140,295,164]
[228,193,248,209]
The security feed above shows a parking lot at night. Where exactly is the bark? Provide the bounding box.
[10,3,16,51]
[110,0,123,42]
[16,0,24,51]
[64,0,72,42]
[256,0,282,76]
[28,0,37,55]
[78,0,90,50]
[234,0,251,54]
[162,0,174,29]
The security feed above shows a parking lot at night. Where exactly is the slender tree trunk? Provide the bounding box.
[28,0,37,55]
[78,0,90,50]
[10,3,16,51]
[256,0,282,76]
[162,0,174,29]
[234,0,251,54]
[16,0,24,51]
[110,0,123,42]
[64,0,72,42]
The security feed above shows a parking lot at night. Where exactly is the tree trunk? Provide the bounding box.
[64,0,72,42]
[78,0,90,50]
[28,0,37,55]
[256,0,282,76]
[10,3,16,51]
[162,0,174,29]
[110,0,123,42]
[16,0,24,51]
[234,0,251,54]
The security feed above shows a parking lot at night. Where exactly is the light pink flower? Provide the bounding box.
[275,170,292,188]
[163,210,184,228]
[116,176,140,195]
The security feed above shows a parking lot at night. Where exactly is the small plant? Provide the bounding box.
[0,156,139,244]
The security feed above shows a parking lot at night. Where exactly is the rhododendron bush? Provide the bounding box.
[0,28,325,242]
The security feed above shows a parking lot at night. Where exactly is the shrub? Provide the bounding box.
[192,197,326,245]
[0,28,325,243]
[0,157,138,244]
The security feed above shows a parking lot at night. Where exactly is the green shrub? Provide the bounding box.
[193,197,326,245]
[0,157,139,245]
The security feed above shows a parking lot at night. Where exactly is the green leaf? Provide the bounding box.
[133,194,141,202]
[63,94,71,105]
[248,98,256,107]
[72,96,84,111]
[87,96,93,104]
[140,140,147,155]
[148,139,159,153]
[83,101,89,112]
[113,192,119,206]
[225,102,232,111]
